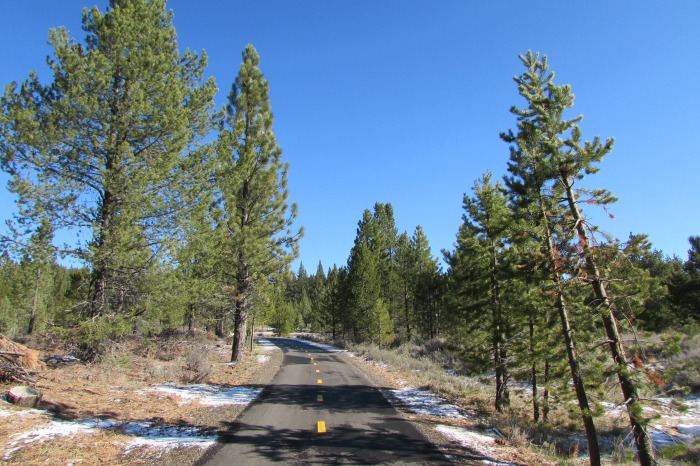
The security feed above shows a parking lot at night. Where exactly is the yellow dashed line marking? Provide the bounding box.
[317,394,324,402]
[317,421,326,433]
[313,362,317,366]
[317,379,323,384]
[316,369,320,373]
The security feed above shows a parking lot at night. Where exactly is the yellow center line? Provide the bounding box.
[317,421,326,433]
[313,362,317,366]
[315,369,320,373]
[317,379,323,384]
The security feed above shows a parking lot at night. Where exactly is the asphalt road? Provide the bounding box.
[197,338,451,465]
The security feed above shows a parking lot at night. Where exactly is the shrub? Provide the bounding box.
[177,351,212,384]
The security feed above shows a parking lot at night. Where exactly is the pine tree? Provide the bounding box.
[348,236,381,342]
[22,218,56,335]
[502,52,602,465]
[412,226,442,339]
[0,0,217,319]
[309,261,327,332]
[445,173,514,411]
[504,51,655,466]
[215,45,301,362]
[394,232,415,341]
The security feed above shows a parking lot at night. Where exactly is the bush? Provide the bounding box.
[177,351,213,384]
[667,333,700,392]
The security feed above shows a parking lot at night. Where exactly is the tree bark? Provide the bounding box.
[28,268,40,335]
[559,170,655,466]
[540,202,601,465]
[530,318,540,422]
[231,249,250,362]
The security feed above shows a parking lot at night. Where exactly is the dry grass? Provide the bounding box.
[337,338,643,465]
[0,332,280,465]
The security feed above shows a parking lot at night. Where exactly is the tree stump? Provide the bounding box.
[7,386,43,408]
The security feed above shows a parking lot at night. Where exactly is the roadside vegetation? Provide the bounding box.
[325,336,700,465]
[0,330,280,464]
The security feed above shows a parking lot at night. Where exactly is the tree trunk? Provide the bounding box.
[541,202,601,465]
[491,240,509,411]
[248,315,255,353]
[187,304,196,336]
[543,359,550,423]
[231,301,248,362]
[530,318,540,422]
[231,251,250,362]
[560,171,655,466]
[215,308,225,338]
[28,268,40,335]
[7,386,42,408]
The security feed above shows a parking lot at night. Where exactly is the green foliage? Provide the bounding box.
[214,44,301,360]
[67,313,134,362]
[0,0,217,318]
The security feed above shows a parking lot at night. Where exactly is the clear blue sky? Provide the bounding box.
[1,1,699,272]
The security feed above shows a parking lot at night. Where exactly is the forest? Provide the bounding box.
[0,1,698,465]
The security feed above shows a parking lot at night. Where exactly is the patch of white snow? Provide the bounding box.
[435,425,515,465]
[293,338,343,352]
[150,383,262,406]
[386,388,464,419]
[255,338,281,351]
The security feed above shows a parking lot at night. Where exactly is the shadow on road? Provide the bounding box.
[197,421,451,465]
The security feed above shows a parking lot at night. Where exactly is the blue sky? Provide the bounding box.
[1,1,699,271]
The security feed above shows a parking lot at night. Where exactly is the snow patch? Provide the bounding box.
[293,338,343,352]
[255,338,281,351]
[121,422,217,451]
[435,425,514,465]
[256,354,270,363]
[3,417,216,461]
[149,383,262,406]
[386,387,464,419]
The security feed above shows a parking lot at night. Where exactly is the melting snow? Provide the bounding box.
[150,383,262,406]
[255,338,281,351]
[121,422,216,451]
[2,415,216,461]
[1,382,265,460]
[293,338,343,352]
[386,387,464,419]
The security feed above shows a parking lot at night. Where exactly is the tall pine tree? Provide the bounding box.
[215,45,301,362]
[0,0,217,318]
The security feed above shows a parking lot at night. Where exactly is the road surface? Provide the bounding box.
[198,337,451,465]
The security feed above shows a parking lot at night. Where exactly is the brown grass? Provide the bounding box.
[0,333,280,465]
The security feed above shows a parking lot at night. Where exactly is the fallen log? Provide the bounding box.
[7,386,43,408]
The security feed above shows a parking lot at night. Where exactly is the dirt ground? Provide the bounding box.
[0,334,284,465]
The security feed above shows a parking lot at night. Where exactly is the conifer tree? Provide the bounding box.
[0,0,217,319]
[523,54,655,466]
[504,51,655,466]
[22,218,56,335]
[502,52,601,464]
[215,45,301,362]
[445,173,513,411]
[394,232,415,341]
[411,226,442,339]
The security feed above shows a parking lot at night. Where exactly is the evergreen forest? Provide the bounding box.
[0,2,698,465]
